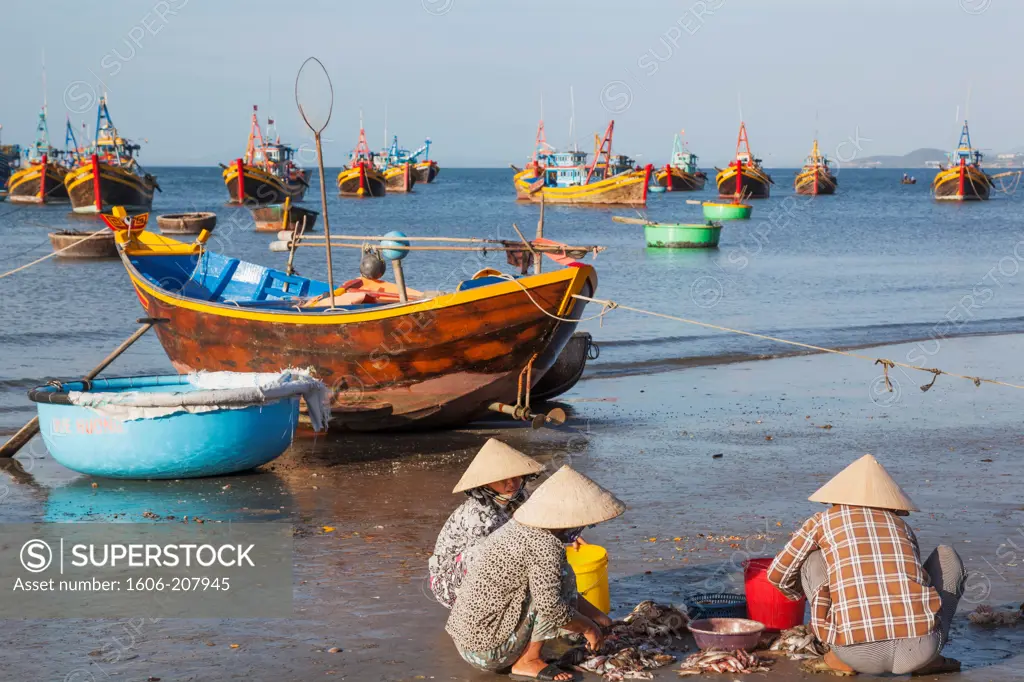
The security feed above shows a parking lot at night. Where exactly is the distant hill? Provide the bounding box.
[846,148,947,168]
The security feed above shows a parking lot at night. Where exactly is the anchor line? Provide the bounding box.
[567,295,1024,392]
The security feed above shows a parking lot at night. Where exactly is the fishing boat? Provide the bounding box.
[0,141,19,191]
[64,96,159,213]
[513,121,652,206]
[28,371,328,479]
[373,136,418,193]
[156,212,217,235]
[932,120,992,201]
[48,230,119,258]
[111,214,598,431]
[702,201,752,221]
[613,215,722,248]
[222,106,308,205]
[655,131,706,191]
[715,122,772,199]
[409,138,439,183]
[900,174,917,185]
[7,111,75,204]
[794,139,837,195]
[250,203,319,232]
[337,124,386,197]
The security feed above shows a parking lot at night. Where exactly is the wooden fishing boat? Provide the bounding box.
[900,175,917,185]
[412,159,439,183]
[339,124,387,197]
[28,372,326,479]
[64,97,158,213]
[222,106,308,205]
[112,221,597,431]
[157,212,217,235]
[0,143,19,190]
[932,120,992,201]
[702,201,752,221]
[6,109,73,204]
[337,164,386,197]
[48,230,118,258]
[251,204,319,232]
[613,215,722,248]
[794,139,837,195]
[514,121,652,206]
[382,163,415,192]
[715,122,772,199]
[533,331,595,402]
[655,131,706,191]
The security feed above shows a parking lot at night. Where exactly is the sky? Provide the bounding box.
[1,0,1020,167]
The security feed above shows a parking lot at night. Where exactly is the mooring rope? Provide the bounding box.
[570,294,1024,392]
[0,228,109,280]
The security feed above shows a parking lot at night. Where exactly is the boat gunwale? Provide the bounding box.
[119,239,596,326]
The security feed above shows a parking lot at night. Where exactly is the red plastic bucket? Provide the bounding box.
[743,557,806,631]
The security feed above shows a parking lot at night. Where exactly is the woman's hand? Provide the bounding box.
[583,624,605,652]
[592,611,613,628]
[571,536,588,551]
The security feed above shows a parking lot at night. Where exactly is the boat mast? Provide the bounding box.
[585,120,615,184]
[735,122,752,163]
[244,105,267,167]
[352,111,372,165]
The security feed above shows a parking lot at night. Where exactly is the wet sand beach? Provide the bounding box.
[2,332,1022,681]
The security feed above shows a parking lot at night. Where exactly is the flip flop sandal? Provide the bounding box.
[911,656,961,676]
[800,656,858,677]
[509,663,581,681]
[554,647,589,667]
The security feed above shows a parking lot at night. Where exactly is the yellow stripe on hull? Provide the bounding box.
[513,169,647,205]
[118,230,593,325]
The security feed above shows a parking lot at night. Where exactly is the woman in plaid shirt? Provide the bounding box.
[767,455,966,676]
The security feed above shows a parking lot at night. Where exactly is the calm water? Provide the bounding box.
[1,167,1022,429]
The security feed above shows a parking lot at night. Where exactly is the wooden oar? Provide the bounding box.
[611,216,651,226]
[0,317,166,458]
[685,199,702,205]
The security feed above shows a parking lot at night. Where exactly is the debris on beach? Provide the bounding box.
[767,624,830,659]
[968,604,1023,627]
[677,649,771,675]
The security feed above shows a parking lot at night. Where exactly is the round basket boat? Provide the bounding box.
[645,222,722,249]
[250,204,319,232]
[156,212,217,235]
[48,230,118,259]
[28,372,329,479]
[702,202,752,221]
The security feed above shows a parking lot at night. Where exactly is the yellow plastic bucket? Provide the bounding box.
[566,544,610,614]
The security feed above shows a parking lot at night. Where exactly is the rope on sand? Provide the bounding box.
[0,228,109,280]
[564,295,1024,393]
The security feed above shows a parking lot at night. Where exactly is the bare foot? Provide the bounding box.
[825,651,857,674]
[510,657,573,680]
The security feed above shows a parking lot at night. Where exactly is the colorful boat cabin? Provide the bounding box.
[669,133,699,174]
[537,150,589,187]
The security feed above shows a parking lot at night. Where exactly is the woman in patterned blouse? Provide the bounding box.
[446,465,625,682]
[768,454,966,677]
[428,439,545,609]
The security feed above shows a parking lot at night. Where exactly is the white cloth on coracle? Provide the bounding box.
[66,368,331,430]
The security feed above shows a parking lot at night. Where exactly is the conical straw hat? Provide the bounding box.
[809,454,918,512]
[513,465,627,529]
[452,439,546,493]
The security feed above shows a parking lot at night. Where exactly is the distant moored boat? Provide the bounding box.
[794,139,837,196]
[715,121,773,199]
[932,120,992,201]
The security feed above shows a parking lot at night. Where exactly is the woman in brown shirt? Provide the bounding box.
[768,454,966,676]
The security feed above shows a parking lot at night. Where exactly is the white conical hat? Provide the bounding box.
[452,439,546,493]
[809,454,918,512]
[513,465,627,529]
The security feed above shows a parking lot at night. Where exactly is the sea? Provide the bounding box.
[2,167,1022,431]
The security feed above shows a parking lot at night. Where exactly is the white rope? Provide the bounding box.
[0,228,109,280]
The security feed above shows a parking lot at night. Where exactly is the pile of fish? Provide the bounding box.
[573,601,689,681]
[578,646,677,681]
[767,624,830,659]
[677,649,772,676]
[968,603,1023,627]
